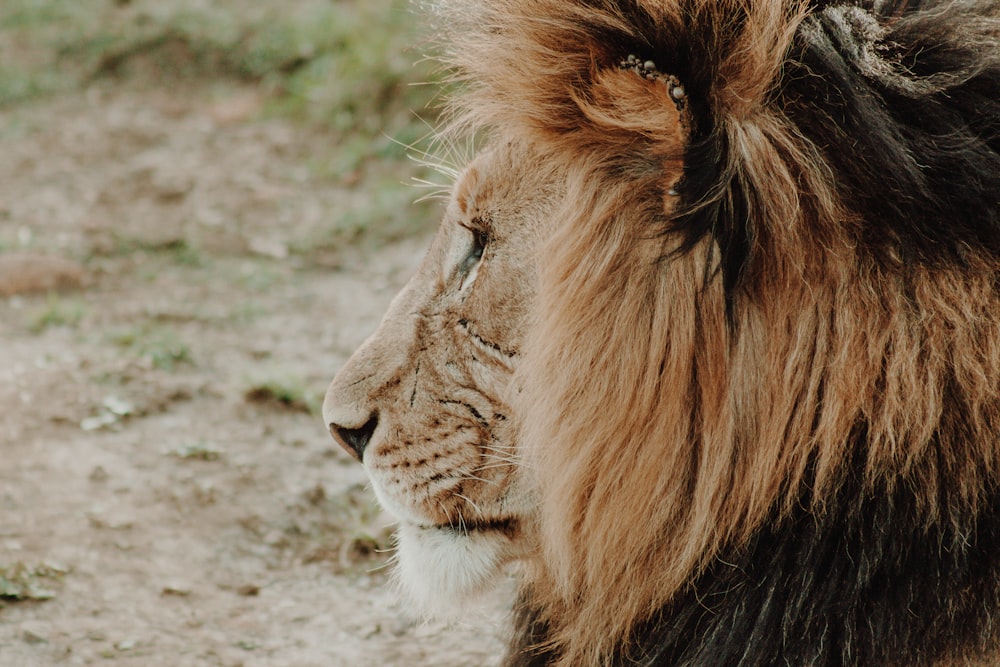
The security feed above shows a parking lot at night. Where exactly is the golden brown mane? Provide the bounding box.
[434,1,1000,665]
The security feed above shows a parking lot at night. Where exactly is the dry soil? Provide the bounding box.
[0,78,508,666]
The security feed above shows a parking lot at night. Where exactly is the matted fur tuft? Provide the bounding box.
[429,1,1000,665]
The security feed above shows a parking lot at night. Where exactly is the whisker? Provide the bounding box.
[478,452,520,464]
[480,446,518,455]
[413,188,451,204]
[456,493,484,517]
[472,463,515,474]
[479,450,522,465]
[440,502,456,530]
[366,558,396,574]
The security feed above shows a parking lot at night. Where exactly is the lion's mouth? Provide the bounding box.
[421,517,519,538]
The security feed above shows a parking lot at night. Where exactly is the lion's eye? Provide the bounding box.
[470,229,488,261]
[461,226,489,274]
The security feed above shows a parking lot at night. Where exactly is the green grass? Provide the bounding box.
[168,441,224,462]
[0,0,440,131]
[29,293,86,333]
[0,0,446,255]
[93,236,206,267]
[109,323,194,371]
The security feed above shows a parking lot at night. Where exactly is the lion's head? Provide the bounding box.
[322,141,569,612]
[325,1,1000,665]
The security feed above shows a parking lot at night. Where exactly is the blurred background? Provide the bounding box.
[0,1,505,665]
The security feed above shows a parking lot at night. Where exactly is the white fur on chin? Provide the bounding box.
[394,523,513,619]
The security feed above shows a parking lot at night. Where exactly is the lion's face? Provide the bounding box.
[323,143,560,611]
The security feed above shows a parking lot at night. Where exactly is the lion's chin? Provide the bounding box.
[393,521,520,619]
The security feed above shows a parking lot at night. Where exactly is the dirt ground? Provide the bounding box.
[0,78,509,666]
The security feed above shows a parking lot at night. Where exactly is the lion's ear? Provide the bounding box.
[577,63,689,206]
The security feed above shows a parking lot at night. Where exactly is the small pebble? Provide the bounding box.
[236,584,260,597]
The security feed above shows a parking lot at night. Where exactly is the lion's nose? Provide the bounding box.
[328,412,379,461]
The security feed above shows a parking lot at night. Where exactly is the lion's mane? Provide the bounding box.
[435,1,1000,665]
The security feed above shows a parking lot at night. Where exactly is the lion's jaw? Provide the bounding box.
[323,144,557,615]
[391,523,522,616]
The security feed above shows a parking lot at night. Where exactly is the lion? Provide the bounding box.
[323,1,1000,665]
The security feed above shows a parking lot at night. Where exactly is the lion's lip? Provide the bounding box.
[417,517,519,537]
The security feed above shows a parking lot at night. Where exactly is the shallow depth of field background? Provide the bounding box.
[0,2,507,665]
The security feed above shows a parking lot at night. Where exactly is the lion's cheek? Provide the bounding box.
[393,523,517,618]
[363,437,480,526]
